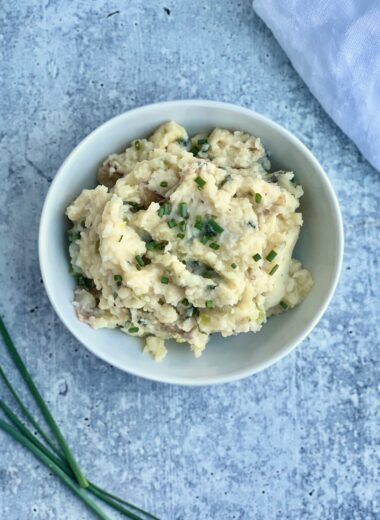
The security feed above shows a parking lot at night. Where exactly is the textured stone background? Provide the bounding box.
[0,1,379,519]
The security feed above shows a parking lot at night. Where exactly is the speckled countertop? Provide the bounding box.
[0,1,379,519]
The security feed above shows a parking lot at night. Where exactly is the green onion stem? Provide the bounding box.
[0,418,110,519]
[0,316,88,488]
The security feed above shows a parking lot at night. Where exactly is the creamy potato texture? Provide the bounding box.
[66,122,313,361]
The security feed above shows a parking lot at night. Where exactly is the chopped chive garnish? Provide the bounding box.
[168,219,177,229]
[200,235,209,244]
[114,274,122,286]
[134,140,141,150]
[128,326,139,333]
[255,193,262,203]
[194,215,204,230]
[253,253,261,262]
[178,220,187,232]
[197,138,208,145]
[205,300,215,309]
[280,301,289,310]
[179,202,188,218]
[231,263,237,269]
[195,176,206,188]
[161,276,169,284]
[220,174,232,187]
[135,255,145,267]
[182,298,189,306]
[209,242,220,250]
[146,241,157,251]
[160,181,168,188]
[163,202,171,215]
[190,146,200,156]
[269,264,279,275]
[266,250,277,262]
[177,137,189,146]
[158,205,165,217]
[177,232,185,239]
[208,219,224,234]
[156,241,166,250]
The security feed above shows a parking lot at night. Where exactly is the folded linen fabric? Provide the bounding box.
[253,0,380,171]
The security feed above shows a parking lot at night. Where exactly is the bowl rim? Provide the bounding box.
[39,99,344,385]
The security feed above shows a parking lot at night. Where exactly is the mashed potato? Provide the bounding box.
[66,122,312,361]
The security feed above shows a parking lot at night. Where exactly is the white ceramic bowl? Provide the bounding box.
[39,100,343,385]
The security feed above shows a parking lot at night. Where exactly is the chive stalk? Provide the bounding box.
[253,253,261,262]
[0,319,159,520]
[0,365,58,453]
[0,317,88,488]
[0,397,156,520]
[0,419,109,519]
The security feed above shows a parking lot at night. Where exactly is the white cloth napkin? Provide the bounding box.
[253,0,380,171]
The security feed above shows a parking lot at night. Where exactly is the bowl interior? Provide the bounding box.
[39,101,343,384]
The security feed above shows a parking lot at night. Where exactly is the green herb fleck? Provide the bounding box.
[209,242,220,250]
[160,181,168,188]
[177,232,185,240]
[190,146,200,156]
[179,202,188,218]
[114,274,122,286]
[178,220,187,232]
[266,250,277,262]
[255,193,262,203]
[205,300,215,309]
[75,274,95,290]
[269,264,279,276]
[68,230,81,242]
[182,298,189,306]
[253,253,261,262]
[208,219,224,234]
[220,174,232,187]
[134,140,141,150]
[280,301,289,310]
[128,326,139,333]
[146,241,157,251]
[135,255,145,267]
[197,138,208,146]
[194,176,206,189]
[161,276,169,284]
[168,219,177,229]
[231,263,237,269]
[194,215,204,230]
